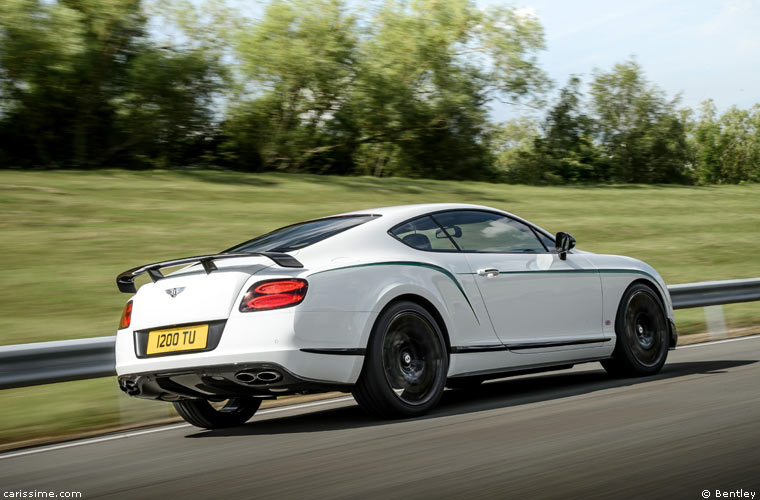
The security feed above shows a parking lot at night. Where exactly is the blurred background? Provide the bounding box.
[0,0,758,449]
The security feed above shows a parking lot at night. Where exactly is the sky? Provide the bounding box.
[481,0,760,121]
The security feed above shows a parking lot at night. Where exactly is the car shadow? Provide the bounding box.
[185,359,756,439]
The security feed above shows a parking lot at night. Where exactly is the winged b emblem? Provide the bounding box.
[165,287,185,298]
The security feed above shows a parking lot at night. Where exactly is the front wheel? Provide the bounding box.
[353,301,448,418]
[602,283,669,377]
[173,397,262,429]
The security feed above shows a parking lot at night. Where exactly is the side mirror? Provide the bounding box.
[555,232,576,260]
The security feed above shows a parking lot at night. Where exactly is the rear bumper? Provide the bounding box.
[116,309,371,390]
[118,362,352,401]
[116,344,364,396]
[669,319,678,349]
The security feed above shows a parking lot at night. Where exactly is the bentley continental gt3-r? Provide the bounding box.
[115,203,677,428]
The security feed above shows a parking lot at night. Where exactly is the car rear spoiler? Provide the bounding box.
[116,252,303,293]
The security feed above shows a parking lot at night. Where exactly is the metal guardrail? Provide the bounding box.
[0,336,115,390]
[668,278,760,309]
[1,277,759,390]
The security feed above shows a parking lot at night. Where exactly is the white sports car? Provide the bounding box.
[115,203,676,428]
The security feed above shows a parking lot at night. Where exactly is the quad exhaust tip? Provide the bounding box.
[234,370,283,385]
[119,378,140,396]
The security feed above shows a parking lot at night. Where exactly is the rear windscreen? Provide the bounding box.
[225,215,379,253]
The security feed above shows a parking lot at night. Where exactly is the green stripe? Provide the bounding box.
[474,267,659,281]
[598,268,661,280]
[470,269,598,275]
[308,261,479,323]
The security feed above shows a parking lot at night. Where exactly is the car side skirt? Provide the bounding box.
[300,348,367,356]
[448,356,611,379]
[451,337,611,353]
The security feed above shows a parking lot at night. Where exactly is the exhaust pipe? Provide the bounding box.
[234,370,283,385]
[119,378,140,396]
[234,371,257,383]
[256,371,282,383]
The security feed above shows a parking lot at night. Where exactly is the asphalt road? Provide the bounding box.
[2,336,759,500]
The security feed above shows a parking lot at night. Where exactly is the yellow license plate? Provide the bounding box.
[146,324,209,355]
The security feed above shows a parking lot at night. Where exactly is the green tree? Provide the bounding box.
[491,117,540,181]
[495,77,606,184]
[0,0,221,168]
[534,76,606,183]
[688,100,760,184]
[590,59,690,183]
[349,0,547,179]
[692,100,723,183]
[221,0,548,178]
[715,105,760,183]
[222,0,359,173]
[1,0,145,166]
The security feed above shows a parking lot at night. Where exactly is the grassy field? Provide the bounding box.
[1,169,759,446]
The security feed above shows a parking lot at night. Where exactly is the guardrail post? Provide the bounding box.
[704,305,727,340]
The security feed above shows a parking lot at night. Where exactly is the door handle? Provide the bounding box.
[477,268,500,277]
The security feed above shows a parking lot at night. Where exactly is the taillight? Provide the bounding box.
[239,279,308,312]
[119,300,133,329]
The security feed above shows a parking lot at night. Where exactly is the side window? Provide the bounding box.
[390,216,458,251]
[534,230,556,252]
[432,211,547,253]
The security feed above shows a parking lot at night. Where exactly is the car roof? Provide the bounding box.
[290,203,558,261]
[336,203,506,221]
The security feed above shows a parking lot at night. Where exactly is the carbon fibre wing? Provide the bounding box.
[116,252,303,293]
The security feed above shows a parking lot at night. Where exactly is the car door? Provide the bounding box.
[431,210,604,350]
[388,214,504,351]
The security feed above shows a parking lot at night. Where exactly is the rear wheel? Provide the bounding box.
[353,301,448,418]
[173,397,261,429]
[602,283,669,377]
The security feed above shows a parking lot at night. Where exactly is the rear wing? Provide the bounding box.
[116,252,303,293]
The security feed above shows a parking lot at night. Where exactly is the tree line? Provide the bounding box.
[1,0,758,184]
[494,65,760,184]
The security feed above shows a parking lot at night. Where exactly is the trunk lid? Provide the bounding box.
[129,257,272,331]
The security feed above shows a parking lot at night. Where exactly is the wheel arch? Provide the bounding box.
[629,278,666,310]
[378,293,452,356]
[614,278,667,326]
[618,278,677,349]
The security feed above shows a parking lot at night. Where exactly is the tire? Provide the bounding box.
[353,301,448,418]
[173,397,262,429]
[601,283,670,377]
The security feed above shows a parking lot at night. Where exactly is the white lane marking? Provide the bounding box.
[0,424,190,461]
[0,395,355,461]
[676,334,760,349]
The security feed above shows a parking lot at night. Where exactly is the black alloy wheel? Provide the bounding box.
[602,283,670,377]
[353,301,448,418]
